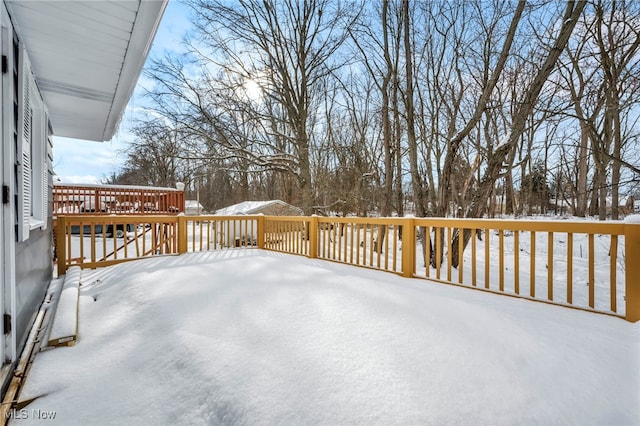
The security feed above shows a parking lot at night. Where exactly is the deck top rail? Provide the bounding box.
[55,214,640,322]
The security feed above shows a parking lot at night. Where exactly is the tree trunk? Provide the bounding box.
[378,0,394,253]
[402,0,431,265]
[575,121,590,216]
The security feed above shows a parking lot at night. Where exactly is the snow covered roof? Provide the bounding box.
[548,198,572,207]
[605,196,633,206]
[214,200,303,216]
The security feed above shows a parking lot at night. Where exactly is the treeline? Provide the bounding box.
[108,0,640,220]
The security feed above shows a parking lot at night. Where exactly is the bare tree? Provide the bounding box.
[450,0,587,266]
[416,0,526,266]
[117,120,186,188]
[553,0,640,219]
[143,0,362,214]
[435,1,526,219]
[592,0,640,219]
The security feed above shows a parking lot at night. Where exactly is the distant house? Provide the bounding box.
[215,200,304,216]
[548,198,572,216]
[605,196,635,216]
[624,196,635,215]
[213,200,303,247]
[185,200,205,216]
[0,0,166,397]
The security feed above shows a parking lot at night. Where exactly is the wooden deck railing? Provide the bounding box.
[56,216,180,271]
[53,183,185,216]
[55,214,640,322]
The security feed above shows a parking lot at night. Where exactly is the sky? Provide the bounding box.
[13,249,640,425]
[52,1,192,184]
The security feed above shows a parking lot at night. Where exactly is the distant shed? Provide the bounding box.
[185,200,205,216]
[213,200,303,247]
[214,200,303,216]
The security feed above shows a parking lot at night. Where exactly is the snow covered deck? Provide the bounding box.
[12,250,640,425]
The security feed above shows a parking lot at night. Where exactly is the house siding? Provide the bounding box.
[13,225,51,355]
[1,1,53,397]
[1,0,166,400]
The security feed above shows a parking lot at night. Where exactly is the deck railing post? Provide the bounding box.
[402,217,416,278]
[624,216,640,322]
[56,216,68,275]
[177,215,188,254]
[308,215,319,259]
[178,190,185,213]
[257,215,265,249]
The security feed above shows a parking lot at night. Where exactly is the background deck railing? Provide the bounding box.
[55,214,640,322]
[53,183,185,216]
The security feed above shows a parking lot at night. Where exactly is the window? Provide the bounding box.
[17,49,47,242]
[28,78,47,230]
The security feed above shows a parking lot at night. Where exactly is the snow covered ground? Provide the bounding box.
[14,250,639,425]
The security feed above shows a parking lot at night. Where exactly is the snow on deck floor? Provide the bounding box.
[13,250,640,425]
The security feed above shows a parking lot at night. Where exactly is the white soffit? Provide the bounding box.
[6,0,167,142]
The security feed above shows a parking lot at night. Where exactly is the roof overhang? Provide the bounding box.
[5,0,167,142]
